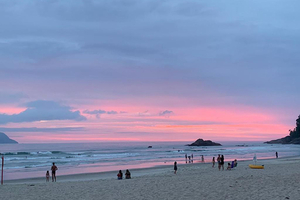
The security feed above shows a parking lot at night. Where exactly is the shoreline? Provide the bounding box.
[4,155,296,185]
[2,156,300,200]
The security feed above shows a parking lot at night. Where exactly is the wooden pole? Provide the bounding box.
[1,156,3,185]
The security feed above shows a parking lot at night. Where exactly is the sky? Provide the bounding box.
[0,0,299,143]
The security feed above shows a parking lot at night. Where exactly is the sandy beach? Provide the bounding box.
[1,157,300,200]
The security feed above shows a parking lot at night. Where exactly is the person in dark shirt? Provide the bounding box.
[125,169,131,179]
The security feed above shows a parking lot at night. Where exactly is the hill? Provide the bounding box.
[0,132,18,144]
[265,115,300,144]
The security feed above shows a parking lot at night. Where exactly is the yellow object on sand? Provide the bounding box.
[249,164,264,169]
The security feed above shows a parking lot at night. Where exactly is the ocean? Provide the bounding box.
[1,141,300,180]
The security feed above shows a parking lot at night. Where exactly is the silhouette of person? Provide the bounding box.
[51,163,58,182]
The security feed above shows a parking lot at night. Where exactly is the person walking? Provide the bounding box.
[276,152,278,158]
[212,157,215,168]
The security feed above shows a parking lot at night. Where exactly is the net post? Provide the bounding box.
[1,155,3,185]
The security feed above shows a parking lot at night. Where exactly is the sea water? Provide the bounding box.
[1,141,300,180]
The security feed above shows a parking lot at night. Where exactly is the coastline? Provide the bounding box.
[1,156,300,200]
[3,155,295,185]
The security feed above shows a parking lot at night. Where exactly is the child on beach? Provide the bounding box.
[227,163,231,170]
[125,169,131,179]
[46,171,50,182]
[117,170,123,180]
[174,161,177,174]
[212,157,215,167]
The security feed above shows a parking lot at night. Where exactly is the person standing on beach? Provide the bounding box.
[220,155,224,171]
[276,152,278,158]
[51,163,58,182]
[185,154,187,163]
[201,155,204,162]
[217,154,221,170]
[191,154,193,163]
[212,157,215,168]
[46,171,50,182]
[174,161,177,174]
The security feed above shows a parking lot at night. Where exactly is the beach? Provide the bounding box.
[1,157,300,200]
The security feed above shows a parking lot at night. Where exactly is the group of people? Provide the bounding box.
[117,169,131,180]
[212,155,237,171]
[185,154,205,163]
[47,153,242,182]
[185,154,194,163]
[46,162,58,182]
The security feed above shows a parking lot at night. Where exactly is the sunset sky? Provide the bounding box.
[0,0,299,143]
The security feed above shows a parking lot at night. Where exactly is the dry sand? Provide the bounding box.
[1,157,300,200]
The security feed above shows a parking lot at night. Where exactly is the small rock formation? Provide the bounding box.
[188,138,221,146]
[0,132,18,144]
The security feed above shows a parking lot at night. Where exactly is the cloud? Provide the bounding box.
[107,110,118,114]
[0,91,28,104]
[0,127,84,132]
[0,100,86,124]
[83,109,106,115]
[138,110,151,117]
[83,109,106,118]
[0,0,299,111]
[83,109,118,118]
[159,110,174,117]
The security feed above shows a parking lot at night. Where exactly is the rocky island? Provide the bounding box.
[188,138,221,146]
[265,115,300,144]
[0,132,18,144]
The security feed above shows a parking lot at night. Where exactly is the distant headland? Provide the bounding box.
[187,138,221,146]
[0,132,18,144]
[265,115,300,144]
